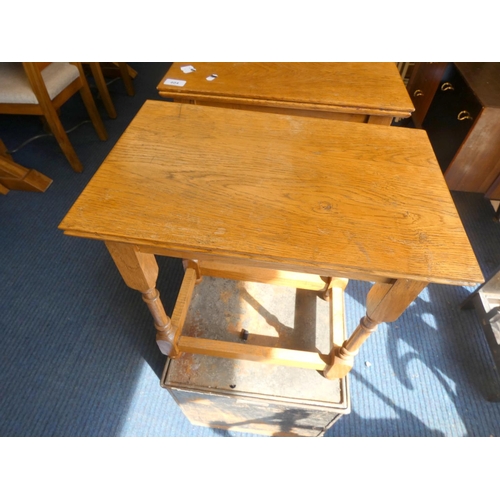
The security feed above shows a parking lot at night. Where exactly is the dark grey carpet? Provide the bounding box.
[1,63,500,436]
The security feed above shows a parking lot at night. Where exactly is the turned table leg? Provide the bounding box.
[324,278,427,379]
[105,241,179,357]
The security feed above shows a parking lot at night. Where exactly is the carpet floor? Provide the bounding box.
[1,63,500,437]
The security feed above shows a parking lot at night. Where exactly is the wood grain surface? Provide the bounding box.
[157,62,414,118]
[59,100,483,286]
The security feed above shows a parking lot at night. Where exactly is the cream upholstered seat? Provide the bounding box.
[0,63,80,103]
[0,63,107,172]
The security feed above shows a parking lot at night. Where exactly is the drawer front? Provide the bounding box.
[407,62,448,127]
[423,64,483,172]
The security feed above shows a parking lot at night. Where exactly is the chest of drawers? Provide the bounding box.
[407,62,500,196]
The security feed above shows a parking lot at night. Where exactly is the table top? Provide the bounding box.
[59,100,483,286]
[157,63,414,118]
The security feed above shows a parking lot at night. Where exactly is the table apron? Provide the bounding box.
[136,244,396,285]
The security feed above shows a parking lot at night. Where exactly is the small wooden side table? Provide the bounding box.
[59,100,482,380]
[157,63,414,125]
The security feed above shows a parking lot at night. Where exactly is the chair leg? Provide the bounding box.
[78,86,108,141]
[88,63,117,119]
[72,63,108,141]
[42,104,84,173]
[117,63,135,96]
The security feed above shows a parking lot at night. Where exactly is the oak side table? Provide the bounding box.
[59,100,482,380]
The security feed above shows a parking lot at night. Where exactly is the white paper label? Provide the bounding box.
[164,78,186,87]
[180,65,196,74]
[206,74,218,81]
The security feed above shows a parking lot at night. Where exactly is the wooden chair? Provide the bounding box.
[0,62,107,173]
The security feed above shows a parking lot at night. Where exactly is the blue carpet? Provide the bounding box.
[1,63,500,437]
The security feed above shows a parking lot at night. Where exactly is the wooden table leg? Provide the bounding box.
[319,276,348,301]
[367,115,394,126]
[324,278,427,379]
[183,259,203,284]
[105,241,178,356]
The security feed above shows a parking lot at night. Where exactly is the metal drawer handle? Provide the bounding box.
[413,89,424,97]
[457,110,473,121]
[441,82,454,91]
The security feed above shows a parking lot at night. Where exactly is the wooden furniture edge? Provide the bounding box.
[157,91,413,118]
[198,260,335,291]
[58,231,482,287]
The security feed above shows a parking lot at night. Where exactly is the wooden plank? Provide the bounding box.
[136,245,395,285]
[330,284,346,348]
[177,337,328,370]
[197,260,329,290]
[173,98,368,122]
[170,267,198,351]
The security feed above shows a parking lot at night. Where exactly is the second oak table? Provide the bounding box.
[157,62,414,125]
